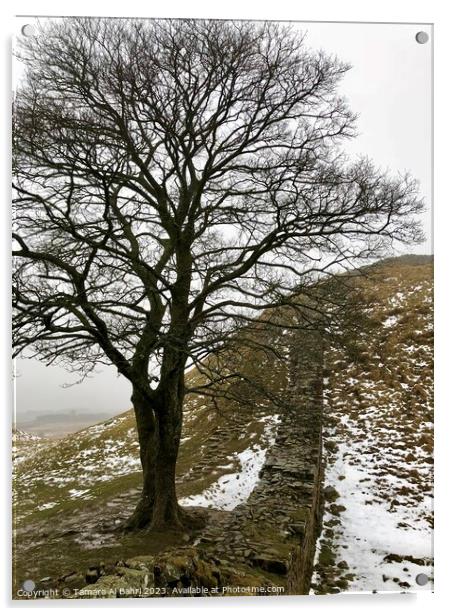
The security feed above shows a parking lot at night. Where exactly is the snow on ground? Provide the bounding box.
[382,315,398,328]
[17,431,140,492]
[179,414,280,510]
[314,428,433,593]
[312,267,433,594]
[13,430,42,442]
[36,501,58,511]
[12,430,46,465]
[68,488,91,499]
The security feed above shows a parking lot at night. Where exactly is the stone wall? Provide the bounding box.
[199,327,324,594]
[82,328,324,597]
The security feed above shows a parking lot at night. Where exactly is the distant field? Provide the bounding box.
[16,411,119,437]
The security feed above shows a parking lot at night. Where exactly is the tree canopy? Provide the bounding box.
[13,18,423,389]
[12,18,424,529]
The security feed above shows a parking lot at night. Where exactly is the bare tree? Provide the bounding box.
[13,18,423,530]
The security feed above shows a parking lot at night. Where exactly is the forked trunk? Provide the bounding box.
[126,367,201,532]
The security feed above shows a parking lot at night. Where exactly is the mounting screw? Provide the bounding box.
[21,24,35,37]
[415,573,429,586]
[415,31,429,44]
[22,579,36,592]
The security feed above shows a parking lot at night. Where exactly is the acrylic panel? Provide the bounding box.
[12,16,433,599]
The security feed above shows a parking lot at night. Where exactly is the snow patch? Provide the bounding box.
[37,502,58,511]
[179,414,280,511]
[382,315,398,328]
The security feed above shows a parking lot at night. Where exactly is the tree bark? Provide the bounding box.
[123,388,157,530]
[150,377,185,529]
[126,361,204,531]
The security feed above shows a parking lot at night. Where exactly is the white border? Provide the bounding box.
[1,1,450,614]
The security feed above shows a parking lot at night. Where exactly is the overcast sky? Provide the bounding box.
[13,18,432,417]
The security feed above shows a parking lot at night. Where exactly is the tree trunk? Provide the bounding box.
[124,388,157,530]
[126,365,205,531]
[150,382,185,529]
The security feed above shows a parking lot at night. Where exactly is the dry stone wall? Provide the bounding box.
[197,328,324,594]
[83,328,324,597]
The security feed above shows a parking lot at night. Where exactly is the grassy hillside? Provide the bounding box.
[13,314,291,591]
[12,255,433,595]
[312,256,433,593]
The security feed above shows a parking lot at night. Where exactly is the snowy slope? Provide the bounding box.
[312,257,433,594]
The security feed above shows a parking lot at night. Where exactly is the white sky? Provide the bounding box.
[13,18,432,416]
